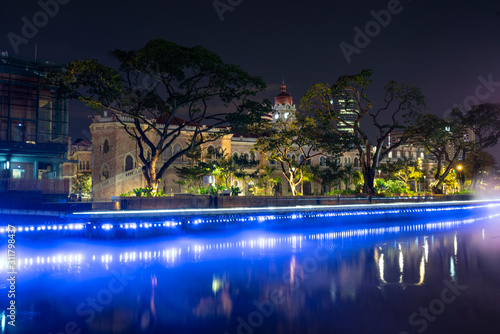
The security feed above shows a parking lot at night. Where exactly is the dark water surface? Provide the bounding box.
[2,206,500,334]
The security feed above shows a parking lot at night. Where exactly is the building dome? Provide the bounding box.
[275,81,293,106]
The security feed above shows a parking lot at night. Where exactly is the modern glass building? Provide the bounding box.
[331,88,358,134]
[0,52,69,194]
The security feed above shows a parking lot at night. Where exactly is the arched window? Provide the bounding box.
[101,164,110,181]
[250,152,256,162]
[242,153,249,161]
[299,155,304,164]
[207,146,215,160]
[125,155,134,171]
[163,146,172,161]
[347,157,351,165]
[320,156,326,167]
[173,144,182,156]
[233,152,239,161]
[397,151,401,158]
[79,161,82,170]
[354,158,359,168]
[215,147,223,159]
[102,139,109,154]
[86,161,90,170]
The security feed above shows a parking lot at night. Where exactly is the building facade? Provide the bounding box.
[90,83,379,199]
[332,88,359,134]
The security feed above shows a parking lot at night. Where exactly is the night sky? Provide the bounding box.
[2,0,500,159]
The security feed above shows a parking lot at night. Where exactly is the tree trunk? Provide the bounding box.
[471,159,481,190]
[143,157,160,192]
[363,168,375,195]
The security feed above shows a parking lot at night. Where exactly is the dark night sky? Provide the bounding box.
[2,0,500,159]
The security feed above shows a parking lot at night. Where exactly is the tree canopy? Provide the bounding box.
[254,113,350,196]
[56,39,270,191]
[301,70,426,195]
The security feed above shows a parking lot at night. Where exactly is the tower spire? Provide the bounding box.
[281,77,287,93]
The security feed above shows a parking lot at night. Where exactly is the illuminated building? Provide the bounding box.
[331,88,359,134]
[270,80,296,122]
[0,53,70,197]
[90,82,363,199]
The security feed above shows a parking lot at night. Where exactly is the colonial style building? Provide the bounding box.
[68,139,92,177]
[89,83,372,199]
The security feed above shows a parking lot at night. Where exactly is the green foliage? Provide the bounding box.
[55,39,271,191]
[300,70,426,195]
[197,187,210,195]
[254,114,348,196]
[383,157,424,191]
[374,179,407,195]
[325,189,357,195]
[71,172,92,196]
[252,166,282,196]
[175,162,214,190]
[230,186,242,196]
[212,151,259,188]
[409,112,469,193]
[209,184,225,196]
[309,161,342,192]
[120,187,167,197]
[353,170,363,187]
[454,103,500,189]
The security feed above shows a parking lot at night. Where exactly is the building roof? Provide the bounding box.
[275,80,293,106]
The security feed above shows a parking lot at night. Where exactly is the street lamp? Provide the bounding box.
[457,165,463,192]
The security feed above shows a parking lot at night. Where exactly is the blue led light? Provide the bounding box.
[1,202,499,237]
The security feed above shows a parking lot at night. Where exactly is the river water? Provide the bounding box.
[1,205,500,334]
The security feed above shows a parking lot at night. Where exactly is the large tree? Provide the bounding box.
[452,103,500,189]
[409,113,469,193]
[301,70,426,195]
[463,150,497,190]
[254,114,348,196]
[56,39,270,191]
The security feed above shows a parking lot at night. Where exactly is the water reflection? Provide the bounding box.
[2,211,500,333]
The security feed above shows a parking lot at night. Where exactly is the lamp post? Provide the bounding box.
[457,165,463,192]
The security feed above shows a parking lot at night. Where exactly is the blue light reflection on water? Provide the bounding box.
[1,209,500,333]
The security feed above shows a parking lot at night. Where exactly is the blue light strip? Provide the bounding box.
[2,202,499,235]
[70,199,500,217]
[0,223,85,233]
[1,213,498,273]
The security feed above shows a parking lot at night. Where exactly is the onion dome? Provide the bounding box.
[274,80,293,106]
